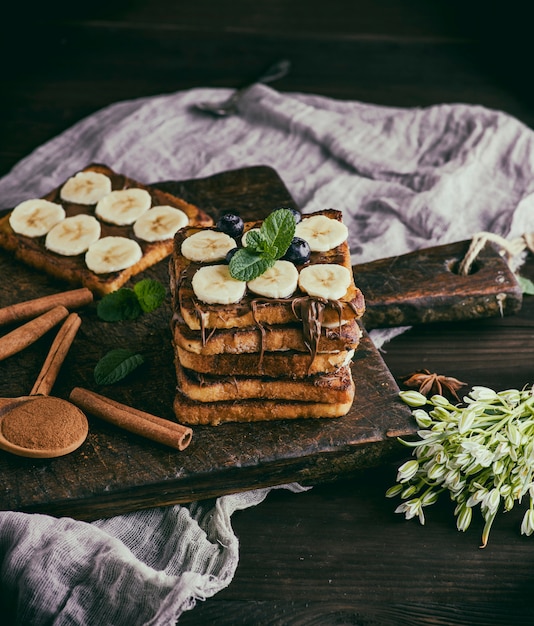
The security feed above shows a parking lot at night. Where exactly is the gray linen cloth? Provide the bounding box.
[1,84,534,624]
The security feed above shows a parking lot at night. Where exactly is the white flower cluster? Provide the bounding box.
[387,386,534,547]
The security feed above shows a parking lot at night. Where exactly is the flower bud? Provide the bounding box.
[399,390,428,407]
[504,495,515,511]
[444,468,461,489]
[421,491,439,506]
[413,409,432,428]
[458,409,477,434]
[427,462,446,481]
[484,488,501,515]
[401,485,418,499]
[435,450,447,465]
[429,406,452,421]
[507,422,522,447]
[456,505,472,532]
[492,460,505,475]
[521,508,534,536]
[385,484,404,498]
[396,459,419,483]
[467,488,487,507]
[430,394,453,407]
[500,483,511,497]
[469,386,499,401]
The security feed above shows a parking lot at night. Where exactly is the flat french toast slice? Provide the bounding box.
[171,316,362,355]
[170,209,365,331]
[174,345,354,378]
[173,391,355,425]
[175,361,355,403]
[0,163,212,295]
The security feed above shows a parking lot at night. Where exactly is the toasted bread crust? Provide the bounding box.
[171,316,362,355]
[173,390,355,425]
[175,345,354,377]
[0,163,213,295]
[175,361,354,403]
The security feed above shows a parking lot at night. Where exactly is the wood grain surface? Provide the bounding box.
[3,1,534,624]
[0,166,415,520]
[356,240,523,328]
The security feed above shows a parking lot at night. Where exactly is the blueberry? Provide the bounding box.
[225,247,238,264]
[217,213,244,238]
[283,237,311,265]
[282,207,302,224]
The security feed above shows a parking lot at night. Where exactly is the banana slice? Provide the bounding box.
[298,263,351,300]
[247,260,298,299]
[192,264,246,304]
[60,171,112,205]
[181,230,236,262]
[133,205,189,242]
[295,215,348,252]
[45,214,101,256]
[95,188,152,225]
[9,199,65,237]
[85,236,143,274]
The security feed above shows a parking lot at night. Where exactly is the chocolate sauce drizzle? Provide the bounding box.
[193,300,219,347]
[181,261,361,376]
[190,294,354,362]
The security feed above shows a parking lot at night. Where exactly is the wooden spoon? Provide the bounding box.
[0,313,88,458]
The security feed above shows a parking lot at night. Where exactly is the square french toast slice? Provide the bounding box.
[170,209,365,332]
[0,163,212,295]
[172,389,356,425]
[174,344,355,378]
[175,361,355,404]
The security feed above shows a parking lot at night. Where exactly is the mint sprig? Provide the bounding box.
[229,208,296,281]
[97,289,142,321]
[133,278,166,312]
[94,348,144,385]
[97,279,166,322]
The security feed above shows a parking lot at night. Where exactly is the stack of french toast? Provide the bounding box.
[170,207,365,425]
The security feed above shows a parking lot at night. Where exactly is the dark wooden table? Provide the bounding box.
[2,1,534,624]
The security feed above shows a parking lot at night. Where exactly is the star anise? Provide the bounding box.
[401,369,467,402]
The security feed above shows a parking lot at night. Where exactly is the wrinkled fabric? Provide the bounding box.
[1,85,534,624]
[0,485,309,625]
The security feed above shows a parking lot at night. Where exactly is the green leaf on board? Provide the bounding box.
[94,349,144,385]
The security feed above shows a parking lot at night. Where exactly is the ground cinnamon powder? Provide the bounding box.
[0,396,87,450]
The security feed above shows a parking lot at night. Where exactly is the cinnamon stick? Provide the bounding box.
[0,288,93,327]
[0,305,69,362]
[31,313,82,396]
[69,387,193,451]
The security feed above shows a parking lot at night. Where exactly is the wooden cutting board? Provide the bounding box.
[0,166,519,521]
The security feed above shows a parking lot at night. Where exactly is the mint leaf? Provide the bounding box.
[244,229,263,251]
[94,349,144,385]
[518,275,534,295]
[261,209,295,258]
[229,247,275,281]
[133,279,166,312]
[230,208,296,281]
[97,279,166,321]
[97,289,142,322]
